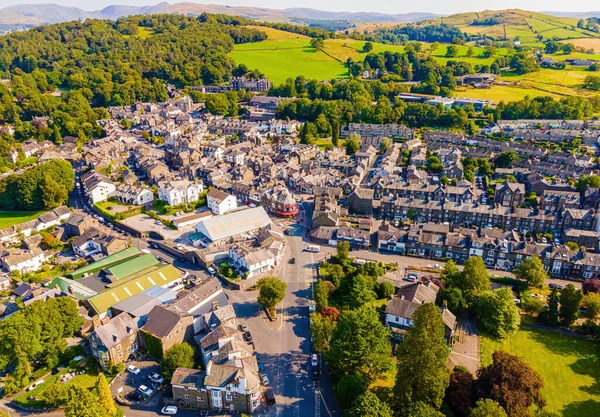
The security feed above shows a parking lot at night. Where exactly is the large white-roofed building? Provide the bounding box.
[191,207,272,248]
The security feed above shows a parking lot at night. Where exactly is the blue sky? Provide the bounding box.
[0,0,599,15]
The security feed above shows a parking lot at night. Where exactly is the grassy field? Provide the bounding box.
[0,211,44,229]
[481,326,600,416]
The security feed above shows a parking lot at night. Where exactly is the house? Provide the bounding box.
[207,189,237,215]
[377,224,407,253]
[0,248,47,274]
[348,188,374,215]
[72,228,129,258]
[116,185,154,206]
[81,170,117,203]
[64,213,96,237]
[158,180,204,206]
[385,281,456,345]
[228,245,277,279]
[494,181,525,207]
[261,186,298,217]
[88,314,140,370]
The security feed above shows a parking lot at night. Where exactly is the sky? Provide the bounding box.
[0,0,599,15]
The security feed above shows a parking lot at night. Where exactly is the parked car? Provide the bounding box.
[148,373,164,385]
[261,374,270,386]
[258,363,265,374]
[404,273,418,282]
[265,389,276,405]
[207,266,216,275]
[138,385,153,396]
[27,380,44,391]
[126,391,146,401]
[244,331,253,341]
[288,258,296,264]
[126,365,141,375]
[161,406,178,415]
[240,323,248,332]
[548,283,563,290]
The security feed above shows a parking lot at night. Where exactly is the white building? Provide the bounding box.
[207,189,237,215]
[81,170,117,204]
[158,180,204,206]
[224,149,245,166]
[116,185,155,206]
[228,245,277,279]
[192,207,272,248]
[0,248,47,274]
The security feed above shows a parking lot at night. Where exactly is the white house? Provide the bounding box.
[81,170,117,204]
[116,185,155,206]
[207,189,237,215]
[204,142,225,161]
[0,248,47,274]
[224,149,245,166]
[228,245,276,279]
[158,180,204,206]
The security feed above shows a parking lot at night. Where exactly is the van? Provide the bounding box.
[141,249,152,254]
[28,380,44,391]
[265,389,276,405]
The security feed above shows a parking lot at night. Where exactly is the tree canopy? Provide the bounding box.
[257,276,287,309]
[160,343,195,378]
[514,256,548,287]
[475,288,520,339]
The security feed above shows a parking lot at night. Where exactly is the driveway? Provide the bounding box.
[448,317,480,375]
[111,360,160,400]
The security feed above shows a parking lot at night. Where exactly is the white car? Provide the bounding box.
[126,365,141,375]
[207,267,216,275]
[27,380,44,391]
[261,374,270,386]
[161,406,178,415]
[138,385,153,396]
[148,372,164,385]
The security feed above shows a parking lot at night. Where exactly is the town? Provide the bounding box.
[0,5,599,417]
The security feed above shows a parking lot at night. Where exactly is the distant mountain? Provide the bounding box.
[0,2,440,29]
[283,8,441,23]
[542,11,600,19]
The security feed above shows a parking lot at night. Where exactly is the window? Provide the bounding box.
[226,392,232,401]
[184,395,190,400]
[197,396,203,402]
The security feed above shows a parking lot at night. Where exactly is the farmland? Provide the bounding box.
[481,326,600,417]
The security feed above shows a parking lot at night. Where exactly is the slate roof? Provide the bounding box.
[93,313,138,350]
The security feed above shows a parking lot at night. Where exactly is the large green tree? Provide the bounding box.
[475,288,520,339]
[328,306,391,383]
[257,276,287,309]
[476,351,545,417]
[345,132,361,155]
[310,312,336,353]
[314,279,329,311]
[347,391,393,417]
[469,399,507,417]
[559,284,583,326]
[455,257,490,302]
[514,256,548,287]
[160,343,195,378]
[395,303,450,410]
[65,385,105,417]
[96,373,117,416]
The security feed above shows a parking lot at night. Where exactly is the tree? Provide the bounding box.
[65,385,105,417]
[456,257,490,302]
[583,278,600,294]
[514,256,547,287]
[476,351,545,417]
[336,374,367,409]
[395,303,450,410]
[331,119,340,146]
[583,292,600,321]
[495,151,519,168]
[315,280,329,311]
[445,370,474,417]
[310,312,336,353]
[405,401,445,417]
[521,295,544,317]
[336,241,351,260]
[96,373,117,416]
[469,399,507,417]
[41,381,67,407]
[345,132,361,155]
[348,274,376,308]
[559,284,583,326]
[347,391,393,417]
[257,276,287,309]
[446,45,459,57]
[328,306,391,383]
[310,38,325,51]
[41,234,63,251]
[441,260,462,286]
[376,281,395,299]
[467,46,474,57]
[380,137,393,153]
[583,75,600,91]
[475,288,520,339]
[438,287,466,315]
[161,343,195,378]
[363,42,374,53]
[543,287,560,327]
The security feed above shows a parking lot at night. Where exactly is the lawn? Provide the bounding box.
[481,326,600,416]
[0,211,44,229]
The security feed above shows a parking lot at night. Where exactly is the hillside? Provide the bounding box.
[435,9,600,43]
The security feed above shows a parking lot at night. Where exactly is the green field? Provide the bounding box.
[481,326,600,416]
[0,211,44,229]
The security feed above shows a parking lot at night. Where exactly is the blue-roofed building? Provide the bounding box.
[110,285,177,326]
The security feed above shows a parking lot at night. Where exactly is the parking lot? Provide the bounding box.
[111,359,161,401]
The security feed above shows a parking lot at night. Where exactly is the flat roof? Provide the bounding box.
[67,247,141,279]
[87,264,182,315]
[106,253,159,281]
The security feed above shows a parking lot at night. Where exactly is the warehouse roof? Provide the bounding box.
[105,253,160,281]
[87,264,182,315]
[67,247,141,279]
[194,207,271,243]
